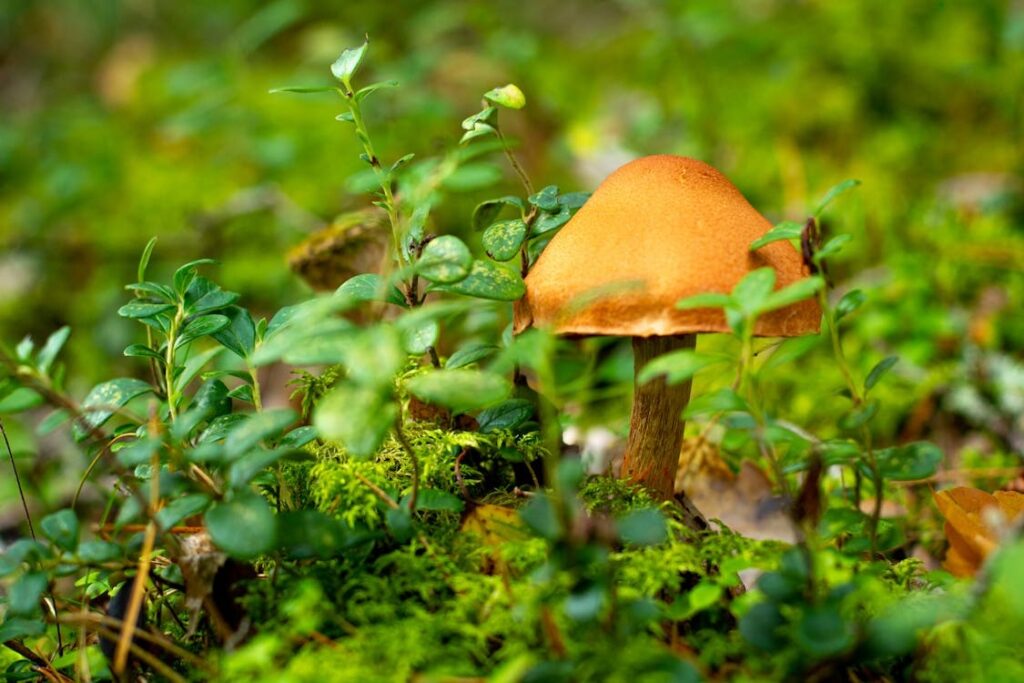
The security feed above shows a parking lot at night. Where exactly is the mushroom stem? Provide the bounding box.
[622,334,696,500]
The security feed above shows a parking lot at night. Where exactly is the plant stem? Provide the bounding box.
[393,411,420,511]
[164,308,183,419]
[817,287,882,558]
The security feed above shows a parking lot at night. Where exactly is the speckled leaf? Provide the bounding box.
[483,219,527,261]
[429,260,525,301]
[417,235,472,284]
[532,207,571,236]
[74,378,152,439]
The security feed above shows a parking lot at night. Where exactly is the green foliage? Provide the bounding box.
[1,7,1022,681]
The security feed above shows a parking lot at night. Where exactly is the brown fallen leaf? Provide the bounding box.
[933,486,1024,577]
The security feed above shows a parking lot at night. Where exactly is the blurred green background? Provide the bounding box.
[2,0,1022,507]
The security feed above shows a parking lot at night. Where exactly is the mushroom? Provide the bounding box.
[514,155,820,502]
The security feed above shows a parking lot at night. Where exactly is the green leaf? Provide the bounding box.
[477,399,534,433]
[229,448,306,488]
[835,289,866,322]
[520,495,560,540]
[637,350,724,386]
[137,237,158,282]
[77,540,122,563]
[750,220,805,251]
[331,41,368,88]
[528,185,559,211]
[386,507,415,542]
[118,302,175,319]
[176,314,230,348]
[676,292,732,310]
[873,442,942,481]
[759,276,824,314]
[278,425,317,449]
[123,344,164,362]
[430,260,525,301]
[417,235,473,284]
[355,79,398,102]
[483,219,527,261]
[740,602,786,651]
[732,267,777,315]
[617,508,668,546]
[314,385,396,459]
[683,388,749,418]
[36,326,70,374]
[75,378,152,438]
[205,490,277,559]
[172,346,223,395]
[472,196,525,231]
[0,387,43,414]
[8,572,47,615]
[400,318,439,355]
[798,605,854,658]
[277,511,354,559]
[814,179,861,216]
[865,355,899,392]
[225,408,296,459]
[484,83,526,109]
[211,306,256,359]
[270,85,339,94]
[446,343,499,370]
[40,509,79,552]
[840,400,878,430]
[461,107,497,132]
[532,207,572,236]
[0,540,48,576]
[407,488,465,512]
[172,259,216,297]
[0,616,45,642]
[390,153,415,174]
[404,369,511,414]
[335,111,354,122]
[815,234,852,262]
[336,273,407,307]
[155,494,210,530]
[125,281,175,301]
[557,192,590,209]
[338,325,405,387]
[189,288,239,316]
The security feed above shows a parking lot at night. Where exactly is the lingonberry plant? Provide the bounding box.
[1,40,1021,683]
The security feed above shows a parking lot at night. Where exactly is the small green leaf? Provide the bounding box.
[270,85,339,94]
[676,292,732,310]
[75,378,152,438]
[617,508,668,546]
[155,494,210,530]
[557,192,590,209]
[337,273,407,307]
[176,314,230,348]
[446,343,499,370]
[637,350,723,386]
[125,281,176,301]
[335,111,355,122]
[314,385,396,459]
[683,388,749,418]
[483,83,526,109]
[8,572,47,615]
[528,185,559,211]
[477,399,534,433]
[36,326,70,374]
[840,400,879,429]
[520,495,560,540]
[759,276,824,314]
[225,408,297,459]
[205,490,277,559]
[815,234,852,262]
[407,488,464,512]
[461,107,497,131]
[355,79,398,102]
[740,602,786,651]
[137,237,158,282]
[400,318,439,355]
[472,196,525,231]
[118,302,175,319]
[532,207,572,236]
[865,356,899,392]
[389,153,415,174]
[189,288,239,315]
[483,219,528,261]
[173,259,216,297]
[0,616,46,642]
[211,306,257,359]
[873,442,942,481]
[331,41,368,88]
[123,344,164,362]
[405,369,511,414]
[429,260,525,301]
[798,605,855,658]
[417,235,473,284]
[814,179,862,216]
[732,268,777,315]
[750,220,805,251]
[40,509,79,552]
[835,289,865,322]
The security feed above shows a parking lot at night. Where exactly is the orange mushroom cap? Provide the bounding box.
[515,155,821,337]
